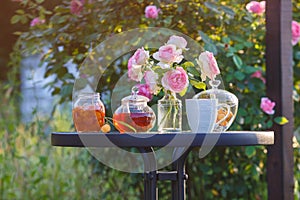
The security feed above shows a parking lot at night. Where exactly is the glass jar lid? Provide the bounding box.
[121,86,149,103]
[193,80,238,105]
[78,92,100,98]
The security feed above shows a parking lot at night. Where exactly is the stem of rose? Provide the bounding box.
[158,102,172,130]
[105,117,137,133]
[173,104,179,129]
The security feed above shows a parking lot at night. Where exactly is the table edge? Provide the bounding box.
[51,131,274,148]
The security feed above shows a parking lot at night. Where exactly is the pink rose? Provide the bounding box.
[251,70,266,83]
[30,18,45,27]
[127,48,149,82]
[161,67,189,93]
[246,1,265,14]
[260,97,275,115]
[167,35,188,50]
[196,51,220,81]
[128,57,143,82]
[144,70,160,94]
[70,0,85,15]
[132,48,149,66]
[137,84,152,100]
[145,5,160,19]
[292,20,300,46]
[153,44,183,68]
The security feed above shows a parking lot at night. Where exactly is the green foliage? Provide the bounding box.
[0,83,143,200]
[5,0,300,199]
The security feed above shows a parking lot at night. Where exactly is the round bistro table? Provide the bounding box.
[51,131,274,200]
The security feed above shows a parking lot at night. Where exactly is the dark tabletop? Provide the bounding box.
[51,131,274,148]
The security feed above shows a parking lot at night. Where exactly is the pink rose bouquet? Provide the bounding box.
[196,51,220,81]
[127,35,220,100]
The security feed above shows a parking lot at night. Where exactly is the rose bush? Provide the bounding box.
[144,5,160,19]
[292,20,300,45]
[260,97,276,115]
[245,1,265,14]
[7,0,300,199]
[30,17,45,27]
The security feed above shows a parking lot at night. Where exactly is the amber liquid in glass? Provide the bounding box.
[113,112,154,133]
[72,106,105,132]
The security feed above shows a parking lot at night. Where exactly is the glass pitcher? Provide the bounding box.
[193,80,239,132]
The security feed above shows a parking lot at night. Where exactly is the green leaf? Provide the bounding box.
[204,43,218,55]
[36,0,45,3]
[60,84,73,98]
[238,108,248,117]
[182,61,195,68]
[220,5,235,17]
[179,86,188,97]
[11,15,21,24]
[16,9,25,15]
[153,67,169,75]
[233,55,243,69]
[226,52,234,57]
[198,30,213,44]
[266,119,273,128]
[230,35,245,43]
[204,2,220,14]
[222,37,230,44]
[244,41,253,48]
[245,146,256,157]
[39,156,48,166]
[244,66,258,74]
[234,71,245,81]
[234,44,244,51]
[190,80,206,90]
[13,31,23,36]
[274,116,289,125]
[187,66,200,76]
[163,16,173,26]
[295,51,300,60]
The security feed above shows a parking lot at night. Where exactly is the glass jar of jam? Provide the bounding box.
[113,87,156,133]
[72,93,106,132]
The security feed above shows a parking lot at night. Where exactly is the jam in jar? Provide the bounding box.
[72,93,106,132]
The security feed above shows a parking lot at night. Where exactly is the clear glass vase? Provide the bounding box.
[157,91,182,133]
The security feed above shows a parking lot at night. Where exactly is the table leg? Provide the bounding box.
[139,147,157,200]
[171,147,192,200]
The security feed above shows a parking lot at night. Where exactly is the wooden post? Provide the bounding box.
[265,0,294,199]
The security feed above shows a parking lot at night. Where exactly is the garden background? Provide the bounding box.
[0,0,299,199]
